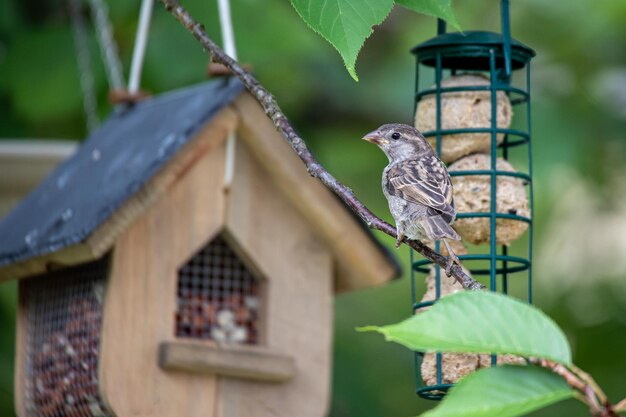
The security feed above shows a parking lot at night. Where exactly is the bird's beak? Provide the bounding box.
[362,130,384,145]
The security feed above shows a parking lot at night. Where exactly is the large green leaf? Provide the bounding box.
[396,0,461,31]
[422,366,575,417]
[359,292,572,364]
[289,0,395,81]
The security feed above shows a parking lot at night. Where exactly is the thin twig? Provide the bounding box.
[570,363,608,404]
[538,359,586,391]
[533,359,619,417]
[159,0,484,290]
[614,398,626,413]
[586,386,603,417]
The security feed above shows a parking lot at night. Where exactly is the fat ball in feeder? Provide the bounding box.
[448,153,530,246]
[421,352,525,386]
[415,74,512,164]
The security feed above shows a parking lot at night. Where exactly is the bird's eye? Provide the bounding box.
[391,132,401,140]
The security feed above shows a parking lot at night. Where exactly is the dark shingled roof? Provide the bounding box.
[0,78,244,266]
[0,78,401,279]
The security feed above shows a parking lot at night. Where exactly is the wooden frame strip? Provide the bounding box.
[159,341,295,383]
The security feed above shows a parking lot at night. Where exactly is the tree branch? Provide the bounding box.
[158,7,625,412]
[159,0,485,291]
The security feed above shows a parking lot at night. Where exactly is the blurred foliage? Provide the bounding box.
[1,0,626,416]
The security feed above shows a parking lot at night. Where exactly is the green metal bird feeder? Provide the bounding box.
[410,0,535,400]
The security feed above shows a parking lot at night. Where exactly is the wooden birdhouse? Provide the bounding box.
[0,79,400,417]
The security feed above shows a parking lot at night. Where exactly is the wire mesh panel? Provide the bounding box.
[22,257,114,417]
[175,235,261,345]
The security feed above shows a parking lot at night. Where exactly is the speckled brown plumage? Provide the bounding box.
[363,123,461,275]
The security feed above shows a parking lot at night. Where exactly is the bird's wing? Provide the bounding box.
[385,157,456,222]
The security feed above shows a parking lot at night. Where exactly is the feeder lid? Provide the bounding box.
[411,31,535,71]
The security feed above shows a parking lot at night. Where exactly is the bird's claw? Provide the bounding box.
[441,239,461,278]
[395,234,405,249]
[444,258,453,277]
[444,254,460,278]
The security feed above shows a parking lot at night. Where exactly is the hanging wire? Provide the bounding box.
[223,130,237,190]
[218,0,239,191]
[69,0,100,132]
[128,0,154,94]
[88,0,125,90]
[217,0,238,60]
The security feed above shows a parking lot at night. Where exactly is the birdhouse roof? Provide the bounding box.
[0,78,400,291]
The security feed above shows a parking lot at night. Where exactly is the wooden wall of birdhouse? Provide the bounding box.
[95,111,332,417]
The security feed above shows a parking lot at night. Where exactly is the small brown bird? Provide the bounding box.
[362,123,461,275]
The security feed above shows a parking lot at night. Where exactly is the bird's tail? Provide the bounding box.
[420,215,460,241]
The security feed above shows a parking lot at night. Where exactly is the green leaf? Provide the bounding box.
[421,366,575,417]
[358,292,572,364]
[289,0,395,81]
[397,0,461,31]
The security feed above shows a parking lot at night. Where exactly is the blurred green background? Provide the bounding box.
[1,0,625,415]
